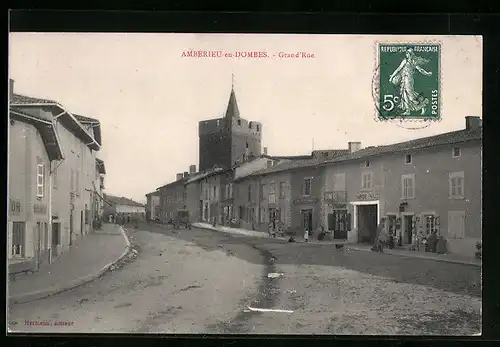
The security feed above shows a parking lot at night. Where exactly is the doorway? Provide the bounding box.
[69,212,74,246]
[329,209,348,239]
[269,208,277,231]
[403,214,414,245]
[301,209,313,232]
[357,204,378,244]
[80,210,84,236]
[52,222,60,258]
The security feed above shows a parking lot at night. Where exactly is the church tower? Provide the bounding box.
[198,76,262,172]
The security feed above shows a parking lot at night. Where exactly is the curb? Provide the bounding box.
[192,223,481,268]
[346,246,482,268]
[192,223,288,241]
[9,226,131,305]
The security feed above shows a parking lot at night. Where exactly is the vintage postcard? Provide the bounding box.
[7,33,482,335]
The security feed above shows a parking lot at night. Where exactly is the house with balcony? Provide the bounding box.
[9,79,102,263]
[241,150,349,235]
[319,117,482,258]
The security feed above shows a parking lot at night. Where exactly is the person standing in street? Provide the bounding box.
[304,228,309,242]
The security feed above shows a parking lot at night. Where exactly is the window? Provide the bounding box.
[260,184,265,199]
[423,214,436,236]
[246,142,249,148]
[213,185,217,199]
[228,183,233,198]
[36,164,45,198]
[452,147,461,158]
[12,222,26,257]
[449,171,464,199]
[53,166,58,189]
[269,181,275,194]
[70,168,74,192]
[401,174,415,199]
[405,154,412,164]
[365,160,370,168]
[216,119,220,126]
[260,207,265,223]
[362,172,372,190]
[257,125,260,131]
[248,184,252,202]
[279,182,286,198]
[237,119,241,126]
[303,178,312,196]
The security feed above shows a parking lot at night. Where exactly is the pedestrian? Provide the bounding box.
[372,219,386,252]
[304,228,309,242]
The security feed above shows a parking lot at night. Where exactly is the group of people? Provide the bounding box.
[108,213,136,225]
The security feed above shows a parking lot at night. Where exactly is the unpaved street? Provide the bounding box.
[9,223,481,335]
[8,226,262,333]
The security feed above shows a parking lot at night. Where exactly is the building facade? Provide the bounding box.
[8,108,63,274]
[103,194,146,221]
[157,174,189,223]
[198,85,262,171]
[9,82,103,270]
[319,117,482,257]
[145,190,161,220]
[95,158,106,220]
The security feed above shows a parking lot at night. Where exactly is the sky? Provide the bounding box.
[9,33,482,203]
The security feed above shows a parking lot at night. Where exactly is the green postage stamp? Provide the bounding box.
[377,43,441,121]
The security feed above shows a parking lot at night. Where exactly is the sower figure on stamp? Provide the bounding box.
[389,48,433,116]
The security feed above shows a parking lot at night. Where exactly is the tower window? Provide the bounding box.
[237,119,241,126]
[249,123,252,129]
[246,142,249,148]
[257,125,260,131]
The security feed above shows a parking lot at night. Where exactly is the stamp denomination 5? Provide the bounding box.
[377,43,441,121]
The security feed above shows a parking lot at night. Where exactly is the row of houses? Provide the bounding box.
[103,194,146,222]
[147,116,481,258]
[8,79,106,275]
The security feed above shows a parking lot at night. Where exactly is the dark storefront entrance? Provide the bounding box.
[357,204,378,244]
[328,209,348,239]
[301,209,313,232]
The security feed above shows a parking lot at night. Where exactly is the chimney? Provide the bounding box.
[9,79,14,100]
[189,165,196,174]
[348,142,362,153]
[465,116,482,130]
[263,147,268,155]
[183,171,189,178]
[176,173,183,181]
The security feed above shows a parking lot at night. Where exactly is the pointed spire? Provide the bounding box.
[225,73,240,119]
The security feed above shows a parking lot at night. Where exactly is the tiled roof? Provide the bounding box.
[10,93,101,150]
[104,194,145,207]
[321,127,482,166]
[11,93,58,105]
[245,156,329,178]
[245,149,349,178]
[9,108,63,161]
[245,127,481,177]
[265,154,313,160]
[74,114,99,123]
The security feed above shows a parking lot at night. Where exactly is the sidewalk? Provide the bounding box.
[8,223,130,304]
[192,222,481,268]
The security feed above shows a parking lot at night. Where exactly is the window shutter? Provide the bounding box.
[328,213,335,231]
[346,213,352,231]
